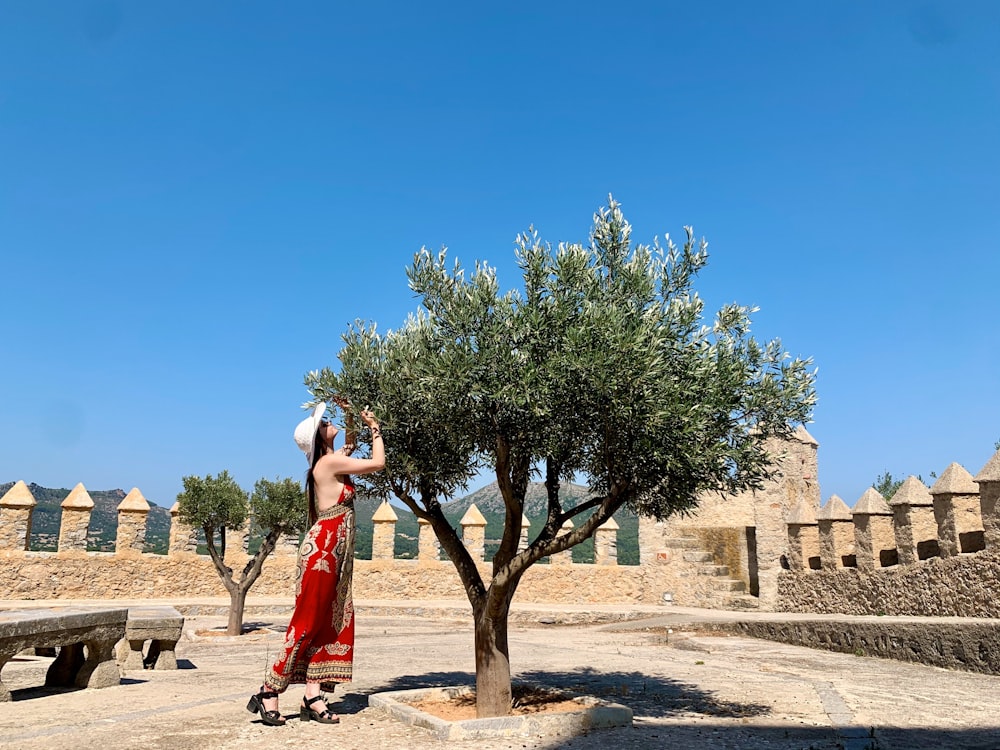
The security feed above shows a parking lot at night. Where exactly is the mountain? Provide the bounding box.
[355,481,638,564]
[2,480,637,564]
[445,480,594,517]
[437,481,638,565]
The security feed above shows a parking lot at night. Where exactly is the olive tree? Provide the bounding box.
[177,472,307,635]
[307,198,816,716]
[872,471,906,502]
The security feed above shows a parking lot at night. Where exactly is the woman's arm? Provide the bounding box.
[338,406,358,456]
[328,409,384,475]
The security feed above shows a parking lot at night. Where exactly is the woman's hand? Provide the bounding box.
[360,410,380,430]
[333,395,358,433]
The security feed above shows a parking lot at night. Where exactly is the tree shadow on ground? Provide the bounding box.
[364,669,1000,750]
[241,620,286,633]
[192,620,284,636]
[518,667,770,719]
[332,688,372,716]
[366,667,770,720]
[366,669,474,693]
[874,727,1000,750]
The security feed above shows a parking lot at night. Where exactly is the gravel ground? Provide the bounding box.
[0,610,998,750]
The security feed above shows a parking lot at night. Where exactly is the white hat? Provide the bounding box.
[294,403,327,462]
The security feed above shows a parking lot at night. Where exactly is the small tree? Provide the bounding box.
[177,472,307,635]
[308,198,816,716]
[873,471,906,502]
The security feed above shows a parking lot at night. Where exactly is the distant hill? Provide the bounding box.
[447,480,595,517]
[438,481,638,565]
[2,480,637,564]
[347,480,638,564]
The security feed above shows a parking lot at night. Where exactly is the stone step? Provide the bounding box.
[710,578,745,592]
[698,564,730,577]
[725,594,761,609]
[682,551,714,563]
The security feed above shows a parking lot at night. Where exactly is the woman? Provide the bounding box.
[247,399,384,726]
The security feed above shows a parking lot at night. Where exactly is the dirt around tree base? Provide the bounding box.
[408,686,583,722]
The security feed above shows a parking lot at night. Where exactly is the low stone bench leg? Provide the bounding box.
[0,651,15,701]
[117,638,147,673]
[146,639,178,670]
[46,643,85,687]
[75,639,119,690]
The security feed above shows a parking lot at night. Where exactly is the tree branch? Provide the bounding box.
[527,457,564,546]
[529,493,626,563]
[557,494,608,524]
[203,524,237,594]
[494,436,526,573]
[421,489,487,609]
[390,481,432,522]
[485,563,523,620]
[239,531,279,592]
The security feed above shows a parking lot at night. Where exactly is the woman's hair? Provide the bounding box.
[305,427,326,527]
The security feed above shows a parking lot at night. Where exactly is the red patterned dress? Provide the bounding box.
[265,479,356,691]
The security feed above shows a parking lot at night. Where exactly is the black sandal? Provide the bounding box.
[247,686,286,726]
[300,694,340,724]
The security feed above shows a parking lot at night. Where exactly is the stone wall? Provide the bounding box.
[0,479,690,607]
[0,546,693,606]
[5,442,1000,619]
[777,548,1000,618]
[778,450,1000,618]
[642,426,821,609]
[6,537,1000,615]
[0,433,819,612]
[720,617,1000,676]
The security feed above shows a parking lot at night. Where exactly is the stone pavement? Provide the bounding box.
[0,599,998,750]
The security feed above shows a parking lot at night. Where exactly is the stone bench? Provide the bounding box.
[0,606,126,701]
[116,606,185,673]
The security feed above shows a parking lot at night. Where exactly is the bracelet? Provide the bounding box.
[371,428,382,438]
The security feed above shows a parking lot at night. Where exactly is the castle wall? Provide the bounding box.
[777,452,1000,617]
[777,549,1000,617]
[0,551,672,605]
[644,426,821,609]
[0,486,690,607]
[4,443,999,618]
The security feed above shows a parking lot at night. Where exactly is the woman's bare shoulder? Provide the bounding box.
[314,453,341,475]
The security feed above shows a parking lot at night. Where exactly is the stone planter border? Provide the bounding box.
[367,684,633,740]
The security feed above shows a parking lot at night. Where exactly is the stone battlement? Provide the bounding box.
[0,483,681,607]
[778,450,1000,617]
[5,439,999,618]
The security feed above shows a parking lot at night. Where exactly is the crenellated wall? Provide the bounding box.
[778,451,1000,617]
[5,441,1000,617]
[0,481,690,606]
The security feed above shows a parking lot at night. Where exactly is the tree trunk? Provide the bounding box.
[474,599,512,718]
[227,586,248,636]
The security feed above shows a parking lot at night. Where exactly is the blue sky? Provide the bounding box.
[2,1,998,510]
